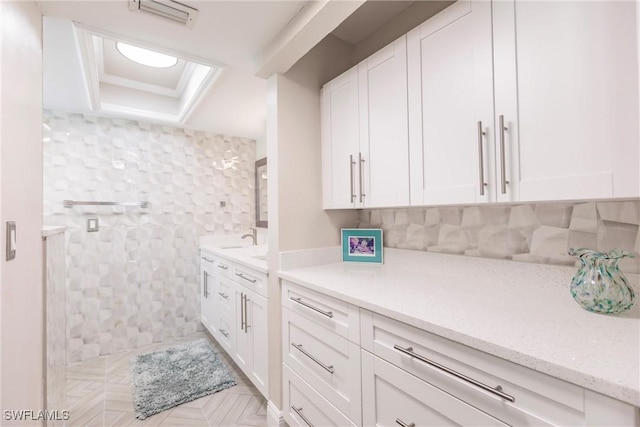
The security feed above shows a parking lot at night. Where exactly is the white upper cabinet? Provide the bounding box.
[408,1,495,205]
[358,36,410,208]
[322,36,410,209]
[493,0,639,202]
[322,67,360,209]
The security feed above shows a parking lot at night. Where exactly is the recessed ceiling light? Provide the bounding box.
[116,42,178,68]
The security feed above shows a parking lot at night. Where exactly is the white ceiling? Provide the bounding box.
[39,0,308,139]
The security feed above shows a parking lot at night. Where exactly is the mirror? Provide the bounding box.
[255,158,268,227]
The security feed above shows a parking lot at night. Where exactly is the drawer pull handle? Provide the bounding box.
[290,297,333,318]
[292,406,314,427]
[236,272,257,283]
[218,264,229,270]
[393,344,515,403]
[218,292,229,300]
[218,328,229,338]
[292,342,334,374]
[395,419,415,427]
[201,257,214,262]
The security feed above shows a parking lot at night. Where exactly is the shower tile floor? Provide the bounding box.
[65,332,267,426]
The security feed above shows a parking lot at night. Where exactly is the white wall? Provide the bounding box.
[0,1,44,420]
[266,34,357,412]
[256,134,267,160]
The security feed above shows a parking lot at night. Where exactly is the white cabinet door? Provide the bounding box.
[200,266,218,335]
[234,284,269,397]
[493,0,640,202]
[359,35,410,208]
[361,350,507,427]
[322,66,360,209]
[408,0,495,205]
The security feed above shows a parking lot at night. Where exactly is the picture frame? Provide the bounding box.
[341,228,384,264]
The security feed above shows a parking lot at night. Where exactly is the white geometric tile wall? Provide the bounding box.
[358,201,640,274]
[43,111,256,362]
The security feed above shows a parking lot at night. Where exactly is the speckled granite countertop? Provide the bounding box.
[278,248,640,406]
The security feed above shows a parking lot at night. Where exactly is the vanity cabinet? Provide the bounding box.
[321,36,410,209]
[408,0,639,205]
[199,249,269,398]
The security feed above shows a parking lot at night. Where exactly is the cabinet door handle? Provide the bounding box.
[349,155,356,203]
[203,271,208,298]
[290,297,333,318]
[218,264,229,270]
[292,406,314,427]
[292,342,334,374]
[218,292,229,300]
[499,115,510,195]
[395,419,415,427]
[393,344,515,402]
[244,294,250,333]
[359,152,366,202]
[477,121,487,196]
[235,272,257,283]
[201,256,214,262]
[218,328,229,338]
[240,293,245,331]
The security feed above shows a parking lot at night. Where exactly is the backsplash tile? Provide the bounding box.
[358,200,640,273]
[43,111,256,362]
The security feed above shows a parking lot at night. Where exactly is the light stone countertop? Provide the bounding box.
[277,248,640,407]
[200,243,268,274]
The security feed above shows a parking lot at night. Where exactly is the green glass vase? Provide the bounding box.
[568,248,635,314]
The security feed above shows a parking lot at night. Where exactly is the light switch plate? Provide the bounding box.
[6,221,16,261]
[87,218,99,232]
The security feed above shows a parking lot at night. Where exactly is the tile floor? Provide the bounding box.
[65,332,267,426]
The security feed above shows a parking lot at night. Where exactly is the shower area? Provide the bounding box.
[42,110,256,398]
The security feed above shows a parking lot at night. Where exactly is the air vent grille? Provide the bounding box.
[129,0,198,28]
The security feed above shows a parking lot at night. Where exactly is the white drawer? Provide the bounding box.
[216,312,234,354]
[282,281,359,343]
[361,310,585,426]
[200,250,217,270]
[217,276,235,315]
[233,264,267,298]
[283,307,361,424]
[362,350,507,427]
[283,364,356,427]
[214,257,233,278]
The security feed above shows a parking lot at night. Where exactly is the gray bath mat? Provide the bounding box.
[130,338,236,420]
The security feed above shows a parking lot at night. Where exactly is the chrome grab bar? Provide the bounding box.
[393,344,515,403]
[63,200,148,208]
[290,297,333,318]
[292,343,334,374]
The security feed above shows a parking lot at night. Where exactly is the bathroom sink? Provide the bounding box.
[218,244,244,249]
[251,255,267,261]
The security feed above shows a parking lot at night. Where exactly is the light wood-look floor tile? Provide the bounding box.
[64,332,267,426]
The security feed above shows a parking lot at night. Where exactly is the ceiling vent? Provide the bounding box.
[128,0,198,28]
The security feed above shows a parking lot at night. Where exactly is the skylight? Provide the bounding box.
[116,42,178,68]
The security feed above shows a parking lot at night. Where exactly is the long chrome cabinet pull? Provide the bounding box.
[236,272,257,283]
[291,406,314,427]
[393,344,516,403]
[499,115,510,195]
[290,297,333,318]
[240,293,245,331]
[201,256,214,262]
[244,294,250,333]
[395,419,416,427]
[203,271,208,298]
[291,343,334,374]
[218,292,229,300]
[349,155,356,203]
[477,121,487,196]
[358,152,366,203]
[219,328,229,338]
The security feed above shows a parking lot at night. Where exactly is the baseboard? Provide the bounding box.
[267,400,286,427]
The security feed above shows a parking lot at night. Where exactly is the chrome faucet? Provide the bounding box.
[241,227,257,245]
